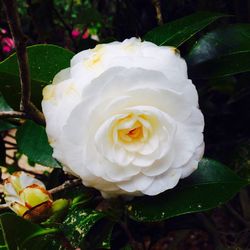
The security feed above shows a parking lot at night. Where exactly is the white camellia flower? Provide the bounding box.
[42,38,204,198]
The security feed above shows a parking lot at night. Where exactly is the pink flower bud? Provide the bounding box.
[71,28,80,39]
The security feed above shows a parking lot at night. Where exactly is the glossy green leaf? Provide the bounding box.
[127,159,248,222]
[187,24,250,79]
[16,120,61,168]
[22,235,61,250]
[144,12,226,47]
[0,44,74,109]
[62,207,105,249]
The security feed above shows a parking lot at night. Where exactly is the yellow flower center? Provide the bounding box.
[118,120,143,143]
[127,126,143,138]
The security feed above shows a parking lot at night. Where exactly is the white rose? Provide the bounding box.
[42,38,204,198]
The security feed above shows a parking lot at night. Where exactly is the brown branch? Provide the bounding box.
[152,0,163,25]
[120,221,144,250]
[0,204,9,210]
[49,179,82,194]
[226,204,250,227]
[26,102,45,125]
[197,213,225,249]
[0,111,27,119]
[3,0,45,125]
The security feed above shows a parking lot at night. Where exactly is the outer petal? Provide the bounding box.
[143,168,182,196]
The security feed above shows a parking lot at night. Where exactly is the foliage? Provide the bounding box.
[0,45,74,109]
[0,2,250,250]
[16,120,61,168]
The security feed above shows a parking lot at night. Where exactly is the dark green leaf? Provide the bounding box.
[16,120,61,168]
[0,213,58,250]
[127,159,248,222]
[0,93,12,112]
[121,244,133,250]
[62,207,105,248]
[187,24,250,79]
[0,93,17,132]
[0,44,74,109]
[0,121,16,132]
[144,12,226,47]
[81,219,114,250]
[22,235,61,250]
[22,228,60,246]
[77,7,103,25]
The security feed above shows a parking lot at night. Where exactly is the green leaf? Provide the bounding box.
[144,12,226,47]
[127,159,248,222]
[81,219,114,250]
[0,93,17,132]
[0,93,12,112]
[22,228,60,246]
[22,235,61,250]
[16,120,60,168]
[0,213,58,250]
[77,7,103,25]
[62,207,105,248]
[0,121,16,133]
[0,44,74,109]
[121,244,133,250]
[187,24,250,79]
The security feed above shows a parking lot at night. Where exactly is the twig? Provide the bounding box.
[197,213,225,250]
[5,147,17,150]
[49,179,82,194]
[26,102,45,125]
[0,204,9,210]
[240,189,250,220]
[2,0,30,110]
[0,111,27,119]
[3,0,45,125]
[226,204,250,227]
[152,0,163,25]
[120,221,143,250]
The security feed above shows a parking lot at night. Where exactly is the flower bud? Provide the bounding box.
[4,172,53,221]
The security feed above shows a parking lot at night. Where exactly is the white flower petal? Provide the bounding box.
[143,168,182,196]
[141,147,175,176]
[118,174,154,192]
